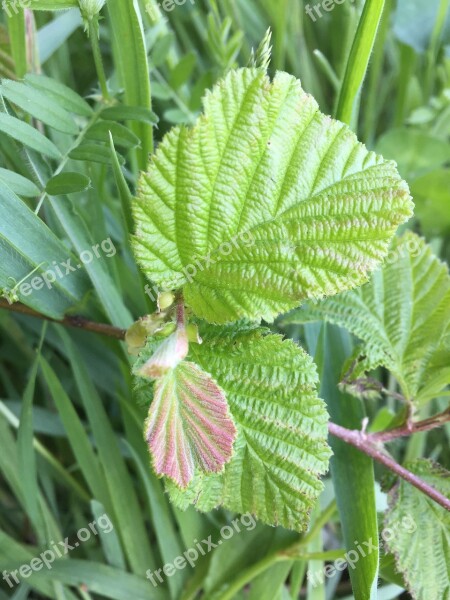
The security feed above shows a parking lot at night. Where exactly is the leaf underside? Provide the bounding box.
[164,325,332,532]
[283,232,450,404]
[146,361,236,488]
[384,459,450,600]
[133,67,413,324]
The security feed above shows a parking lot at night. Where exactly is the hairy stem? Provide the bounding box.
[329,422,450,512]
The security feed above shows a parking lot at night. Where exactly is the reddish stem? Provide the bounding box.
[329,422,450,512]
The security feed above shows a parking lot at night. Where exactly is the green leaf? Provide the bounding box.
[411,169,450,236]
[384,459,450,600]
[317,325,379,600]
[18,330,46,544]
[0,80,78,134]
[39,356,110,507]
[375,128,450,179]
[45,172,91,195]
[25,73,93,117]
[59,331,157,575]
[28,0,77,8]
[133,68,413,325]
[283,232,450,405]
[335,0,386,126]
[0,113,61,159]
[165,324,331,532]
[0,168,40,197]
[101,105,159,125]
[30,560,167,600]
[5,10,26,78]
[37,9,82,63]
[86,120,141,149]
[69,142,125,165]
[0,182,90,318]
[141,360,236,488]
[393,0,450,53]
[107,0,154,168]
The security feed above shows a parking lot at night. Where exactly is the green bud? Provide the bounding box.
[157,292,175,312]
[78,0,107,32]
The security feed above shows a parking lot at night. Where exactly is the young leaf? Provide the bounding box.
[384,459,450,600]
[133,68,413,324]
[165,325,331,531]
[144,361,236,488]
[283,232,450,405]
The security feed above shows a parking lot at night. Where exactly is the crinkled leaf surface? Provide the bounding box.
[165,324,331,531]
[146,361,236,488]
[384,459,450,600]
[283,233,450,404]
[132,68,413,324]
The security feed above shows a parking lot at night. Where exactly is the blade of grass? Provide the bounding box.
[125,440,187,600]
[90,500,126,570]
[335,0,386,128]
[6,10,27,78]
[17,324,47,544]
[0,401,90,503]
[107,0,153,170]
[39,355,110,507]
[316,325,379,600]
[58,329,156,575]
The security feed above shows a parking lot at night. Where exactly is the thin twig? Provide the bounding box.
[369,408,450,443]
[0,299,126,340]
[329,422,450,512]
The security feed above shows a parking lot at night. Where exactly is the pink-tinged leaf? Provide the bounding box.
[146,361,237,488]
[138,328,188,378]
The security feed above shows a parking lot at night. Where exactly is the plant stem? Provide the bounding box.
[335,0,386,128]
[88,20,110,101]
[0,299,126,340]
[370,408,450,442]
[328,422,450,512]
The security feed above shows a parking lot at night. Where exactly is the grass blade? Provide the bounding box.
[335,0,386,127]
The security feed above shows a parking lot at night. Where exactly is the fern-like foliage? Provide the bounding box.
[384,459,450,600]
[161,324,332,532]
[283,232,450,405]
[133,67,413,324]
